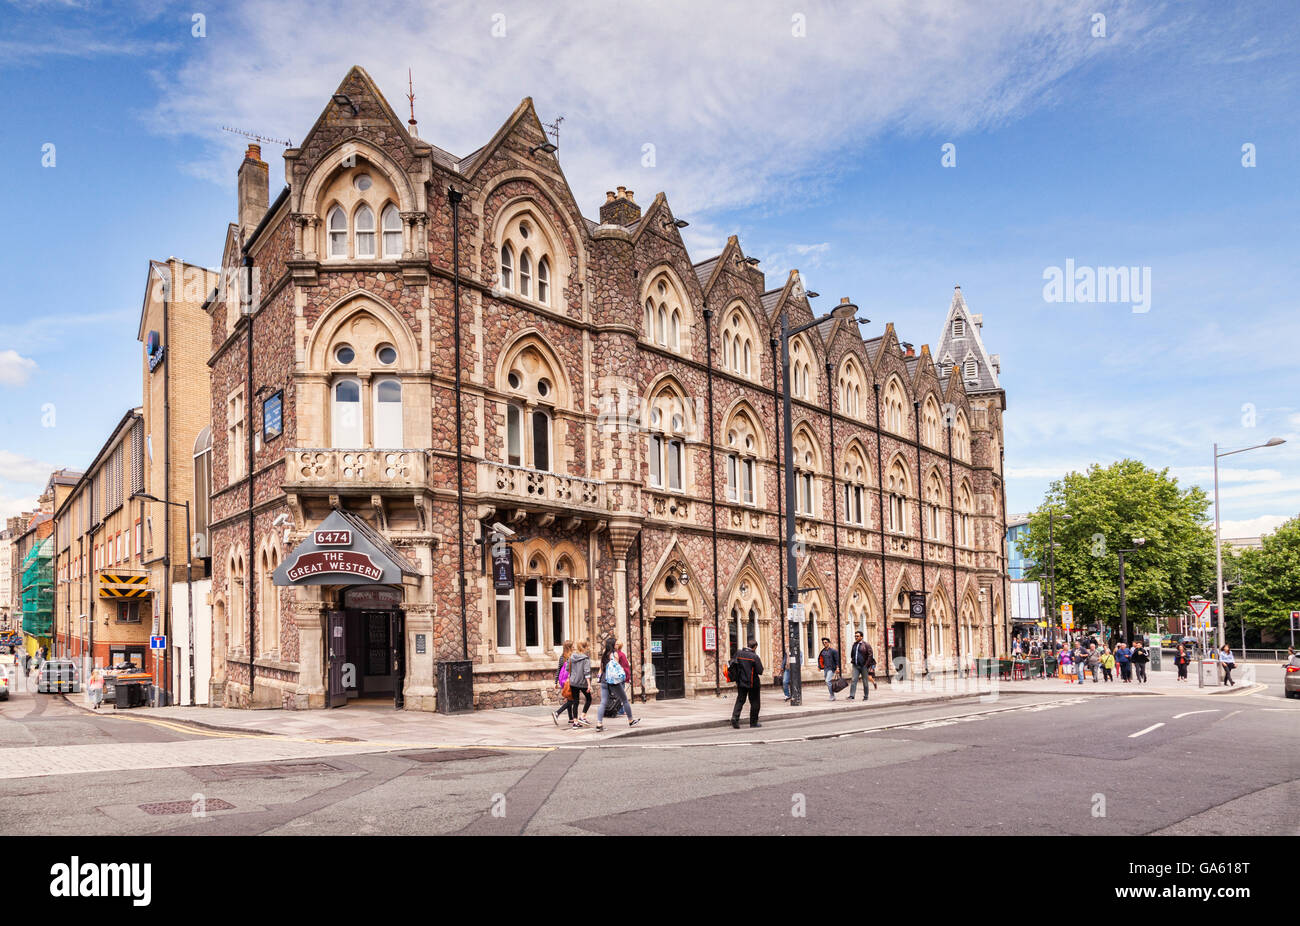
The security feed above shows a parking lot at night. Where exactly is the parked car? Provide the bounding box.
[36,658,80,694]
[0,672,8,701]
[1285,655,1300,699]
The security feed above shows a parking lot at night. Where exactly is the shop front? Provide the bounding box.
[273,508,419,709]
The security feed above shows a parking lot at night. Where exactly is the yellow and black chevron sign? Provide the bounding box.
[99,573,151,599]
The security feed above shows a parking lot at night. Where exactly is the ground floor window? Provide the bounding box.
[495,586,514,652]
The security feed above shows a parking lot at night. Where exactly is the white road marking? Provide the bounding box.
[1172,709,1219,719]
[1129,723,1165,738]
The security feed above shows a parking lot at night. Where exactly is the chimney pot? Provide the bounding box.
[600,185,642,225]
[245,143,262,162]
[840,296,850,304]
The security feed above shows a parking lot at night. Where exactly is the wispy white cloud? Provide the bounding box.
[0,350,37,386]
[1218,514,1293,538]
[0,450,57,485]
[0,311,135,354]
[147,0,1162,220]
[0,494,37,524]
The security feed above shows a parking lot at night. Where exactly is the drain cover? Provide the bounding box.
[198,761,344,780]
[398,749,503,763]
[140,798,235,816]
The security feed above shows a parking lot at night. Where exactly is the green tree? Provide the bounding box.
[1022,460,1215,638]
[1224,515,1300,640]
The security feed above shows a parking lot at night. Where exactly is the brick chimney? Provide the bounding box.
[599,186,641,226]
[902,342,915,358]
[237,143,270,240]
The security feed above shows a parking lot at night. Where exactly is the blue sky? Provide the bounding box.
[1,0,1297,537]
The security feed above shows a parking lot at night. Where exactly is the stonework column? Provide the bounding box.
[293,598,326,709]
[403,602,436,711]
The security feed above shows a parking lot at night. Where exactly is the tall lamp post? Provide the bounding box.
[780,297,860,707]
[1214,438,1285,652]
[1118,538,1146,644]
[132,492,195,706]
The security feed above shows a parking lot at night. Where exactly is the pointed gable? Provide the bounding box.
[933,285,1001,394]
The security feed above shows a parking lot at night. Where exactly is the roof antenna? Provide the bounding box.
[542,115,564,149]
[406,68,418,137]
[221,126,292,148]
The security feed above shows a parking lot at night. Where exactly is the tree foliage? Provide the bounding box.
[1224,515,1300,636]
[1021,460,1215,637]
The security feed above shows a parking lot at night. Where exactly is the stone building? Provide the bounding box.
[207,66,1010,712]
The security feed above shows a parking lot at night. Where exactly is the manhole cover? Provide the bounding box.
[398,749,503,763]
[200,761,344,780]
[140,798,235,816]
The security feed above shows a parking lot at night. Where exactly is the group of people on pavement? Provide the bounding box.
[552,638,641,732]
[1057,639,1150,684]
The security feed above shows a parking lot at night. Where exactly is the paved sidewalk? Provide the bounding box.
[63,662,1264,751]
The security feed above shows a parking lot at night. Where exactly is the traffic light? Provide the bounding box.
[1211,606,1219,621]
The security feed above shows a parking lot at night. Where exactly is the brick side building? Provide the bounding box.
[208,66,1010,712]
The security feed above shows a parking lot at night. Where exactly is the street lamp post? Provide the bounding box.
[780,298,859,707]
[132,492,195,706]
[1213,438,1285,654]
[1118,538,1145,644]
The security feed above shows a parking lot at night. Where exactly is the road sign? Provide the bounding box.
[149,635,166,650]
[1060,602,1073,630]
[788,604,805,623]
[1189,599,1212,629]
[887,626,895,647]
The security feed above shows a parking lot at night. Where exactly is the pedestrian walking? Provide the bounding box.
[87,668,104,710]
[1058,647,1072,680]
[1100,647,1115,682]
[1220,645,1237,686]
[781,663,790,701]
[1174,644,1189,681]
[1073,643,1088,685]
[848,631,874,701]
[818,638,841,700]
[1086,644,1100,683]
[1131,641,1149,683]
[728,638,765,728]
[594,638,639,732]
[552,640,574,725]
[1115,641,1132,682]
[566,641,593,728]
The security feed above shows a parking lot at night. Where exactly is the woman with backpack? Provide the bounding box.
[552,640,574,726]
[595,637,639,732]
[566,641,593,728]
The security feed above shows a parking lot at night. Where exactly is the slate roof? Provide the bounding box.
[932,286,1001,394]
[692,256,721,289]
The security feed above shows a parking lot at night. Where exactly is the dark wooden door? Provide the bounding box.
[892,621,908,679]
[652,617,685,700]
[327,611,347,708]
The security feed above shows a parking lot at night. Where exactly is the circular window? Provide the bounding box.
[665,575,677,594]
[507,371,521,390]
[745,436,754,450]
[335,345,355,364]
[649,408,661,428]
[377,345,397,365]
[518,221,531,239]
[537,378,551,397]
[671,413,683,432]
[529,558,539,571]
[354,174,372,191]
[658,281,667,295]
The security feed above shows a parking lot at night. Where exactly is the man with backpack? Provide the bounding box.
[818,638,841,700]
[848,631,875,701]
[728,639,765,729]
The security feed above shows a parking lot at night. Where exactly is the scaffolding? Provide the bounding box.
[20,537,52,638]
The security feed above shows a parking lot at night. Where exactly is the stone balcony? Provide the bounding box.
[477,461,607,515]
[286,448,427,490]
